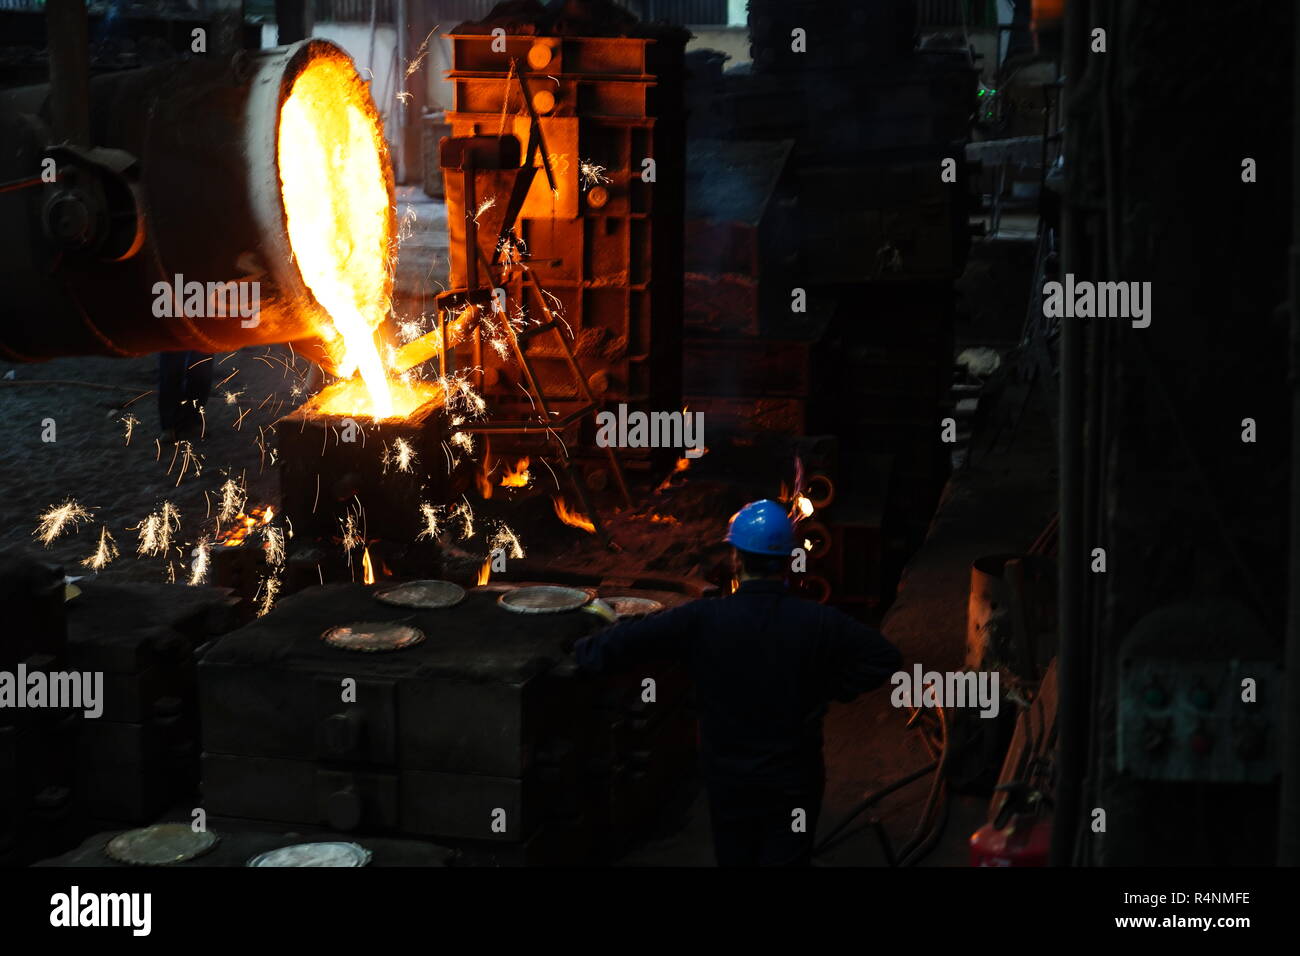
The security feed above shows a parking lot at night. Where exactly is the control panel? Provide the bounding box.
[1117,601,1278,783]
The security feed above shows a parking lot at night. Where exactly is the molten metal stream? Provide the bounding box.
[278,56,396,418]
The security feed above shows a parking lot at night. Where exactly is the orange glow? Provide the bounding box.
[655,451,701,493]
[552,496,596,534]
[362,545,375,585]
[476,448,495,499]
[500,457,531,488]
[307,377,442,420]
[218,505,274,548]
[476,559,491,586]
[278,53,396,418]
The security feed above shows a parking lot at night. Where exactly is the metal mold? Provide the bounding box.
[247,842,371,867]
[373,580,466,610]
[103,823,219,866]
[321,622,426,653]
[498,585,593,615]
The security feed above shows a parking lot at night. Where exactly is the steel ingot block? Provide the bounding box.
[276,391,471,548]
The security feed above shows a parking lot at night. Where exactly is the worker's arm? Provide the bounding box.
[819,605,903,702]
[573,600,700,675]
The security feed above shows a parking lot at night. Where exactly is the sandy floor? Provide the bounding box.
[0,347,303,586]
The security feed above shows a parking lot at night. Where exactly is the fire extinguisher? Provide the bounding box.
[970,782,1053,866]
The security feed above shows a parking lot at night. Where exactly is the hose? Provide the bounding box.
[815,705,953,864]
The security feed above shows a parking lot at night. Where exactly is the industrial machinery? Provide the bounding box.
[0,37,393,378]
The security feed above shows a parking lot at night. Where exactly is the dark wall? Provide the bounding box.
[1075,0,1293,865]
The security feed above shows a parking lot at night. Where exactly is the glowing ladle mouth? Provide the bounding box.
[278,53,396,419]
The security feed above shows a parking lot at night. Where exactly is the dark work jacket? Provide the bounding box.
[574,579,903,787]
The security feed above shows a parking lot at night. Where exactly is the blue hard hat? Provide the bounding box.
[725,499,795,556]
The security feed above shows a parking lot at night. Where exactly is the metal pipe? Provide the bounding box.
[395,0,411,185]
[1279,0,1300,867]
[1049,0,1090,868]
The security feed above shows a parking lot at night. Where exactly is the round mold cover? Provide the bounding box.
[498,585,593,615]
[247,842,372,867]
[606,596,664,618]
[374,579,466,609]
[322,621,426,652]
[104,824,219,866]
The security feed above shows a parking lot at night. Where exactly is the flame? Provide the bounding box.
[552,496,596,534]
[476,560,491,586]
[655,450,703,493]
[792,494,814,519]
[500,457,531,488]
[218,504,274,548]
[476,448,494,499]
[278,52,396,419]
[362,545,375,585]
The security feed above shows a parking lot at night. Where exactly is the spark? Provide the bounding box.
[438,371,487,419]
[341,511,362,552]
[405,27,436,78]
[173,440,203,486]
[398,205,418,242]
[119,414,140,446]
[262,525,285,568]
[188,536,211,585]
[218,478,246,524]
[488,522,525,559]
[224,389,244,405]
[134,502,180,557]
[474,196,496,224]
[416,502,440,540]
[396,90,412,105]
[81,526,119,570]
[382,437,417,474]
[451,499,474,540]
[34,500,91,546]
[256,574,281,617]
[450,430,474,453]
[397,319,425,344]
[579,159,611,188]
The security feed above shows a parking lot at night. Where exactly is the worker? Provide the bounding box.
[574,499,902,866]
